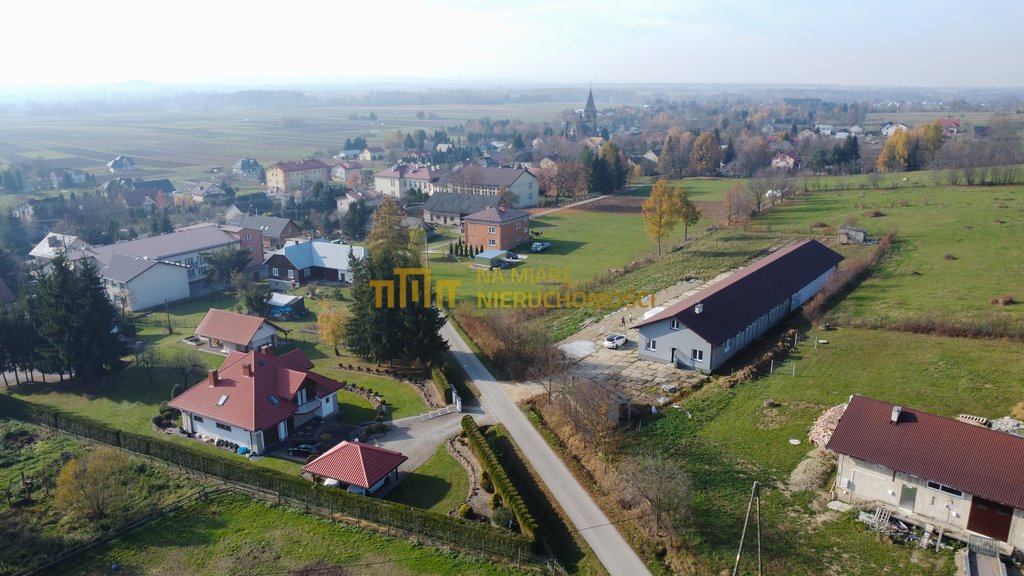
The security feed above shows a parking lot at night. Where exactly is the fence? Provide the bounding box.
[0,394,534,564]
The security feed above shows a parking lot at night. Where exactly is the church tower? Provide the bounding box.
[582,87,597,134]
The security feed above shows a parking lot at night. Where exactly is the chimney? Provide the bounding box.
[209,369,219,386]
[242,363,253,377]
[259,344,274,357]
[695,303,704,315]
[891,406,902,424]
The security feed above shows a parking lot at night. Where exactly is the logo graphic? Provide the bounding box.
[370,268,460,308]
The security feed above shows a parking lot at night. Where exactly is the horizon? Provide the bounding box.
[4,0,1023,92]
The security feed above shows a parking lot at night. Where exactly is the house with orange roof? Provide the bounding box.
[170,346,344,454]
[303,440,408,495]
[193,308,286,353]
[463,204,531,251]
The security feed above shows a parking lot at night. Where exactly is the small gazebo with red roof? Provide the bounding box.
[303,440,408,495]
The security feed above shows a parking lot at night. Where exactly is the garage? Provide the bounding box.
[967,496,1013,542]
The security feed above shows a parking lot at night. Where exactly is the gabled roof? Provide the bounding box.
[303,441,408,489]
[63,226,238,267]
[271,240,367,272]
[938,118,961,129]
[635,240,843,345]
[268,159,329,172]
[101,253,185,283]
[373,164,439,182]
[194,308,284,346]
[423,192,505,217]
[134,178,176,195]
[169,347,342,431]
[827,395,1024,510]
[190,182,227,197]
[464,204,530,224]
[29,233,88,260]
[236,215,299,239]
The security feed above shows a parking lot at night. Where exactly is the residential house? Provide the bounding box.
[330,161,363,182]
[63,225,241,285]
[423,192,508,227]
[849,125,865,135]
[444,167,539,209]
[838,225,868,245]
[463,204,531,251]
[827,395,1024,552]
[768,140,795,152]
[194,308,285,353]
[119,178,175,210]
[215,224,264,268]
[881,122,910,138]
[189,182,229,203]
[49,168,87,189]
[232,158,264,177]
[373,164,443,198]
[265,239,367,289]
[29,233,91,263]
[265,159,330,198]
[796,129,817,141]
[635,240,843,373]
[101,253,190,312]
[939,118,961,137]
[106,155,136,173]
[229,215,304,250]
[359,147,386,162]
[333,149,362,160]
[170,346,343,455]
[335,189,383,218]
[815,124,834,136]
[771,151,798,171]
[303,441,407,495]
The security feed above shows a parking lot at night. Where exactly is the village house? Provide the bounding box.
[49,168,87,189]
[359,146,386,162]
[423,192,508,227]
[193,308,285,353]
[106,155,136,173]
[264,239,366,289]
[463,204,531,251]
[635,240,843,373]
[771,151,798,171]
[101,253,190,312]
[170,346,343,455]
[303,441,408,495]
[939,118,961,137]
[29,232,91,263]
[225,214,304,251]
[265,159,330,198]
[827,395,1024,552]
[881,122,910,138]
[330,161,363,182]
[373,164,443,198]
[444,167,539,209]
[189,182,229,203]
[232,157,264,177]
[335,189,383,219]
[179,222,264,269]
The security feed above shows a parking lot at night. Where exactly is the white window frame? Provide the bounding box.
[303,268,310,278]
[288,269,295,279]
[488,226,496,234]
[645,339,656,351]
[692,349,704,362]
[515,222,521,229]
[488,239,496,246]
[670,319,680,330]
[272,267,279,277]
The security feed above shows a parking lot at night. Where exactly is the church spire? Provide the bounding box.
[584,86,596,115]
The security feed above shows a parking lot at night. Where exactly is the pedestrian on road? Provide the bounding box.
[620,316,625,327]
[627,312,633,325]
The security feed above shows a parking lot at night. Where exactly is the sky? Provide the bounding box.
[4,0,1022,89]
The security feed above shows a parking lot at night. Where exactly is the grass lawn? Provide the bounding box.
[59,492,527,576]
[385,443,468,514]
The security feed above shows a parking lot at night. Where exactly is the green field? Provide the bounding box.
[59,492,526,576]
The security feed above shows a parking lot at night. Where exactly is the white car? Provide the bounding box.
[603,333,627,349]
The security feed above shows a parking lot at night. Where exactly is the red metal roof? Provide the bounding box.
[303,441,408,489]
[827,395,1024,509]
[194,308,284,347]
[634,240,843,345]
[168,347,343,432]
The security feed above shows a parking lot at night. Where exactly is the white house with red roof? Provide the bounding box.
[170,346,344,455]
[303,440,408,495]
[828,395,1024,551]
[194,308,285,353]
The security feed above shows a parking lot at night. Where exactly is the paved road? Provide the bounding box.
[441,321,651,576]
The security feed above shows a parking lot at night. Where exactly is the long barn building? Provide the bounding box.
[634,239,843,373]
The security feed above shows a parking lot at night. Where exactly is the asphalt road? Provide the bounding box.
[441,321,651,576]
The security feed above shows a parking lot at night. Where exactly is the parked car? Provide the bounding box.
[603,333,627,349]
[531,242,551,253]
[506,252,519,260]
[287,441,324,457]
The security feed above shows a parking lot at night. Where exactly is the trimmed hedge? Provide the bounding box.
[460,415,539,541]
[430,366,451,404]
[0,394,531,561]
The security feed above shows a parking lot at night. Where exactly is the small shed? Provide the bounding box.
[266,292,306,320]
[839,225,868,245]
[475,249,507,268]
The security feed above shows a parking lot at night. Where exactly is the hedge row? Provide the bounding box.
[0,395,531,561]
[460,415,538,541]
[430,366,451,404]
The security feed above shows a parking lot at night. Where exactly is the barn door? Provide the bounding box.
[967,496,1013,542]
[899,485,917,511]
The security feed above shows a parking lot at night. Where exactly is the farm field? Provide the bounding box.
[0,101,576,183]
[58,492,526,576]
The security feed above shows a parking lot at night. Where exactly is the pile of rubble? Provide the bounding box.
[809,403,848,447]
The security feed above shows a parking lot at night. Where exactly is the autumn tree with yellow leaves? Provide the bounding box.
[641,178,683,255]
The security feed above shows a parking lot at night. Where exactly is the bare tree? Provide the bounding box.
[168,349,206,391]
[135,346,162,386]
[449,164,486,191]
[551,373,622,454]
[622,447,692,542]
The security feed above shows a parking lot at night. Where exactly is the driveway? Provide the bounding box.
[441,321,651,576]
[367,407,493,474]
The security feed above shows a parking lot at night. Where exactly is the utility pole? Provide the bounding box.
[733,480,763,576]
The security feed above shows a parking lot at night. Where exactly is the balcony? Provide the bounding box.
[294,397,320,415]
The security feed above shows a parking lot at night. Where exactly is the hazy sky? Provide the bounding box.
[5,0,1022,88]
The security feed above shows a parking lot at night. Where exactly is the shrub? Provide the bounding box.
[490,493,503,509]
[480,471,493,493]
[944,253,957,260]
[492,506,516,529]
[304,454,318,465]
[461,416,538,540]
[151,415,166,427]
[430,366,451,403]
[991,295,1016,306]
[457,503,473,519]
[170,383,185,398]
[160,410,174,421]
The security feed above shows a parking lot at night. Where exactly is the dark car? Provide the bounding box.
[287,442,324,457]
[506,252,519,260]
